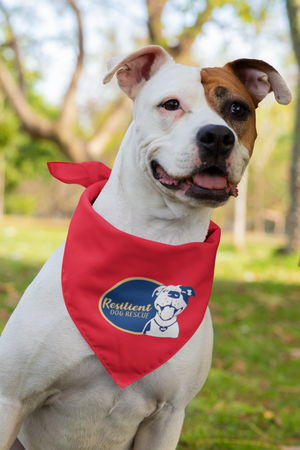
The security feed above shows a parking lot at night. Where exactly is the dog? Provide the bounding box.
[143,285,195,338]
[0,45,291,450]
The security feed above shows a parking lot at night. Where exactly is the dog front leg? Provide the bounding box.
[133,405,185,450]
[0,397,27,450]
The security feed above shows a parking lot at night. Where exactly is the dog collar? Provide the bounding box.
[48,161,221,388]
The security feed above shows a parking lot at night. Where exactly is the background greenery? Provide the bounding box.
[0,0,296,234]
[0,217,299,450]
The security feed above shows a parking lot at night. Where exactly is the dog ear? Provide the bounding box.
[180,286,195,298]
[224,59,292,107]
[103,45,174,99]
[178,286,195,306]
[152,285,165,297]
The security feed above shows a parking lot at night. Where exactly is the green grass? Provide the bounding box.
[0,216,68,327]
[179,237,300,450]
[0,217,299,450]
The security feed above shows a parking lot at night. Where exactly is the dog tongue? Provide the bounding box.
[155,164,238,196]
[160,306,176,320]
[193,172,227,190]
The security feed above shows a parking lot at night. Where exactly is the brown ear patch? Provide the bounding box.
[201,66,258,155]
[225,59,292,106]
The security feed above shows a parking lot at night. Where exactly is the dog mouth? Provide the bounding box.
[158,305,178,321]
[151,161,238,202]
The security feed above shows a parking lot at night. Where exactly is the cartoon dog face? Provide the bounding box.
[153,285,195,321]
[143,285,195,338]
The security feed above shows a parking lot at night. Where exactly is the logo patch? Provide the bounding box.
[99,278,195,338]
[99,278,161,334]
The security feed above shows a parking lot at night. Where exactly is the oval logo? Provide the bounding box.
[99,278,162,334]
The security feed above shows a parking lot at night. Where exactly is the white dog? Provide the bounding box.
[0,45,291,450]
[143,285,195,338]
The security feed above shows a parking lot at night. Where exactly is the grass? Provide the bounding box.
[0,217,299,450]
[179,237,300,450]
[0,216,68,327]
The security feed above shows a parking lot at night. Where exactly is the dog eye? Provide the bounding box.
[230,102,247,117]
[162,99,180,111]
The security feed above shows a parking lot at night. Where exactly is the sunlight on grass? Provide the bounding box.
[0,216,68,264]
[215,235,299,285]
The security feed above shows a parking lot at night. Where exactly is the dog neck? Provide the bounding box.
[93,124,212,245]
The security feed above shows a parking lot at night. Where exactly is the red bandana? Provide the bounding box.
[48,161,221,388]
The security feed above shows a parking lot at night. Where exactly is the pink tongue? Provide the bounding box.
[193,172,227,190]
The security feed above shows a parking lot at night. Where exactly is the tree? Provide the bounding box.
[0,0,269,163]
[285,0,300,253]
[233,168,248,249]
[1,0,288,239]
[0,0,113,162]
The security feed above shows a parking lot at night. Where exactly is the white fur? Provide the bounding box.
[0,46,288,450]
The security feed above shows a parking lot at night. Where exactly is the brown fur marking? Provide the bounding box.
[201,66,258,156]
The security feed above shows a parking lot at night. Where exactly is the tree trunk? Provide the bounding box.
[253,167,265,233]
[285,0,300,252]
[285,77,300,252]
[233,168,248,249]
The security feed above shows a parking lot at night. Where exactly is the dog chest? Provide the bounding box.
[19,319,213,450]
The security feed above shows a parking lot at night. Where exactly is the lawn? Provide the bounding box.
[0,217,299,450]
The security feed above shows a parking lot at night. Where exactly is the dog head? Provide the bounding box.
[152,285,195,321]
[104,45,291,208]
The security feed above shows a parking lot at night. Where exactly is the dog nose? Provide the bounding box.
[197,125,235,157]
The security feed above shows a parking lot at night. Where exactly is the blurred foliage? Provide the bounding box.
[0,113,10,149]
[0,39,65,215]
[0,0,296,225]
[5,138,62,192]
